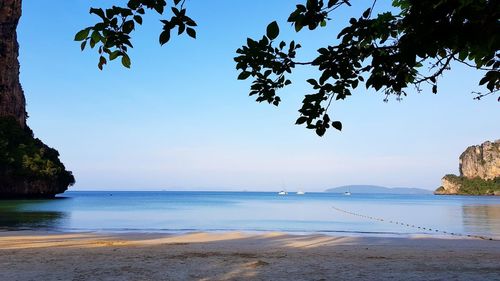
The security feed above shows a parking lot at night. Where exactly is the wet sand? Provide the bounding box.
[0,231,499,280]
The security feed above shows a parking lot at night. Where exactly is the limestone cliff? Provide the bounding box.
[435,140,500,195]
[0,0,26,127]
[0,0,74,198]
[437,175,462,195]
[459,140,500,180]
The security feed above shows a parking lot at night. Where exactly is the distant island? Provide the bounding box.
[325,185,432,194]
[435,140,499,196]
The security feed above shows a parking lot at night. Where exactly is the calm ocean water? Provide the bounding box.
[1,191,499,238]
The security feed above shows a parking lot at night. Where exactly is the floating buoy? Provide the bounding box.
[331,205,496,241]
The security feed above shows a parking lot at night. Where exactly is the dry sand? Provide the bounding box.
[0,231,499,281]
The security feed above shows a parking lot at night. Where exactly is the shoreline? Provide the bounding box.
[2,227,493,240]
[1,231,499,280]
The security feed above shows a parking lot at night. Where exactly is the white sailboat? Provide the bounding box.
[296,190,305,195]
[278,190,288,195]
[344,187,351,196]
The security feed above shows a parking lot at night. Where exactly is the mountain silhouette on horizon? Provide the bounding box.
[325,185,432,194]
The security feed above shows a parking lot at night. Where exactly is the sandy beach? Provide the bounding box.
[0,232,499,281]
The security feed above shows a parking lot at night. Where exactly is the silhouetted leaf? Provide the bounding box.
[121,54,131,68]
[296,116,307,124]
[74,29,90,41]
[109,51,120,61]
[238,71,251,80]
[316,127,326,136]
[332,121,342,131]
[89,8,105,19]
[186,27,196,39]
[266,21,279,40]
[134,15,142,25]
[98,56,107,70]
[159,30,170,45]
[362,8,371,18]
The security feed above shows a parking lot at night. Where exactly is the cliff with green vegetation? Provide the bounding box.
[435,140,500,195]
[1,1,73,198]
[0,117,74,198]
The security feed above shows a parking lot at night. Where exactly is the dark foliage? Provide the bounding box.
[0,117,75,187]
[77,0,499,136]
[74,0,196,69]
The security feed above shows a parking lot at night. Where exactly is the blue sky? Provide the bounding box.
[18,1,499,191]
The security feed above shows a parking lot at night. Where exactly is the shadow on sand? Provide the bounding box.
[0,231,499,280]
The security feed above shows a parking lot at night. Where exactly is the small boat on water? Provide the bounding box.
[296,191,305,195]
[278,190,288,195]
[344,191,351,196]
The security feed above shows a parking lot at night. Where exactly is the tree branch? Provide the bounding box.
[414,52,456,84]
[454,58,496,71]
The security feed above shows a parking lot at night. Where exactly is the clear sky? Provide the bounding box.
[18,1,499,191]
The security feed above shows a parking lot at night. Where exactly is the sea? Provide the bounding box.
[1,191,499,239]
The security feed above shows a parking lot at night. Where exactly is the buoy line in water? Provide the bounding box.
[331,205,497,241]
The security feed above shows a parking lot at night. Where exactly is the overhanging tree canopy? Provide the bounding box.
[75,0,500,136]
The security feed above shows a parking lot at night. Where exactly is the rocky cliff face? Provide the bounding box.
[437,176,462,195]
[0,173,70,198]
[435,140,500,195]
[0,0,73,198]
[0,0,26,127]
[459,140,500,180]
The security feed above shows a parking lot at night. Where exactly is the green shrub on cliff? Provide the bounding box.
[442,174,500,195]
[0,117,75,187]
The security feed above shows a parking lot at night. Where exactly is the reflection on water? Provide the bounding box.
[0,199,69,230]
[0,192,499,239]
[462,205,500,238]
